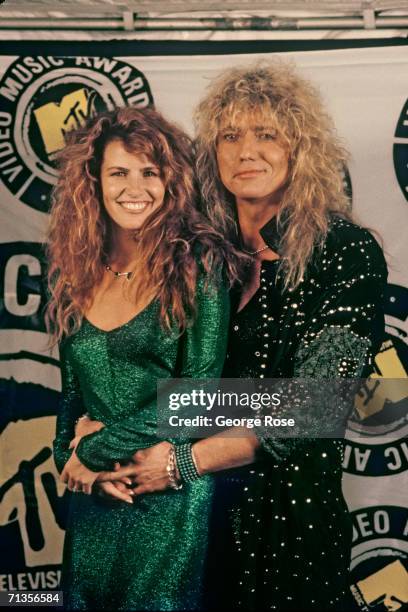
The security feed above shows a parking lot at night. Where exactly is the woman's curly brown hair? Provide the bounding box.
[195,60,352,288]
[46,106,242,343]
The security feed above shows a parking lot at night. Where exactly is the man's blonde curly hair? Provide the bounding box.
[195,60,352,288]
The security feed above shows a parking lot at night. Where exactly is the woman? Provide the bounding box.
[85,62,387,610]
[47,106,241,610]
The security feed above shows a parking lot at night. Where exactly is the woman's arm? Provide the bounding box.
[53,342,105,493]
[74,269,231,472]
[53,341,85,474]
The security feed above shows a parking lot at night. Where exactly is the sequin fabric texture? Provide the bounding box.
[53,273,229,611]
[211,216,387,612]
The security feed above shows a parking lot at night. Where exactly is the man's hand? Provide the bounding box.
[70,416,105,451]
[98,441,173,496]
[96,481,134,504]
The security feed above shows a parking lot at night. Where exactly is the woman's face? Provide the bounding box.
[216,112,290,209]
[100,139,165,232]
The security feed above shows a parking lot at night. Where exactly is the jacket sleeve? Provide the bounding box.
[255,230,388,461]
[75,271,230,471]
[53,342,85,473]
[294,230,387,378]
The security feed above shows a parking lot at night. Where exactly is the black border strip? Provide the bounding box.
[0,352,59,367]
[0,37,407,56]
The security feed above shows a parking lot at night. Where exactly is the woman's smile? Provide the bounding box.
[117,200,153,212]
[101,140,165,231]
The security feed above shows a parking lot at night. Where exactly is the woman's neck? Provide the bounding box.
[108,227,139,268]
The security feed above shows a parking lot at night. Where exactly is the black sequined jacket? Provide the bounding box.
[216,215,388,610]
[258,214,386,377]
[250,214,387,458]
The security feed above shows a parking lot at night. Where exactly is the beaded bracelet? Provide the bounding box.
[174,443,201,483]
[166,445,183,490]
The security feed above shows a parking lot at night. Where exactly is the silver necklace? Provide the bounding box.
[105,264,133,280]
[242,244,270,256]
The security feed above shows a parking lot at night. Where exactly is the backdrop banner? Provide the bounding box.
[0,42,407,609]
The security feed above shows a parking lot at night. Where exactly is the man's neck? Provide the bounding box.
[237,199,279,250]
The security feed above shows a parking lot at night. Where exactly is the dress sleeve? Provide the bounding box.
[255,230,387,461]
[75,271,230,471]
[53,342,85,473]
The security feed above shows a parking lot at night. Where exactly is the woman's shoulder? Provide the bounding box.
[191,240,227,284]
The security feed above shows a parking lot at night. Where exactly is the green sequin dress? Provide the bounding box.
[53,273,229,611]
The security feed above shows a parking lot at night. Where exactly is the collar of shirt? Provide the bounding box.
[259,215,284,256]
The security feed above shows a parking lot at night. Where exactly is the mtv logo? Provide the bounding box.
[354,378,408,420]
[0,417,65,566]
[355,560,408,610]
[33,88,97,156]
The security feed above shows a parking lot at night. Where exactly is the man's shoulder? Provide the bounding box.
[325,215,383,261]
